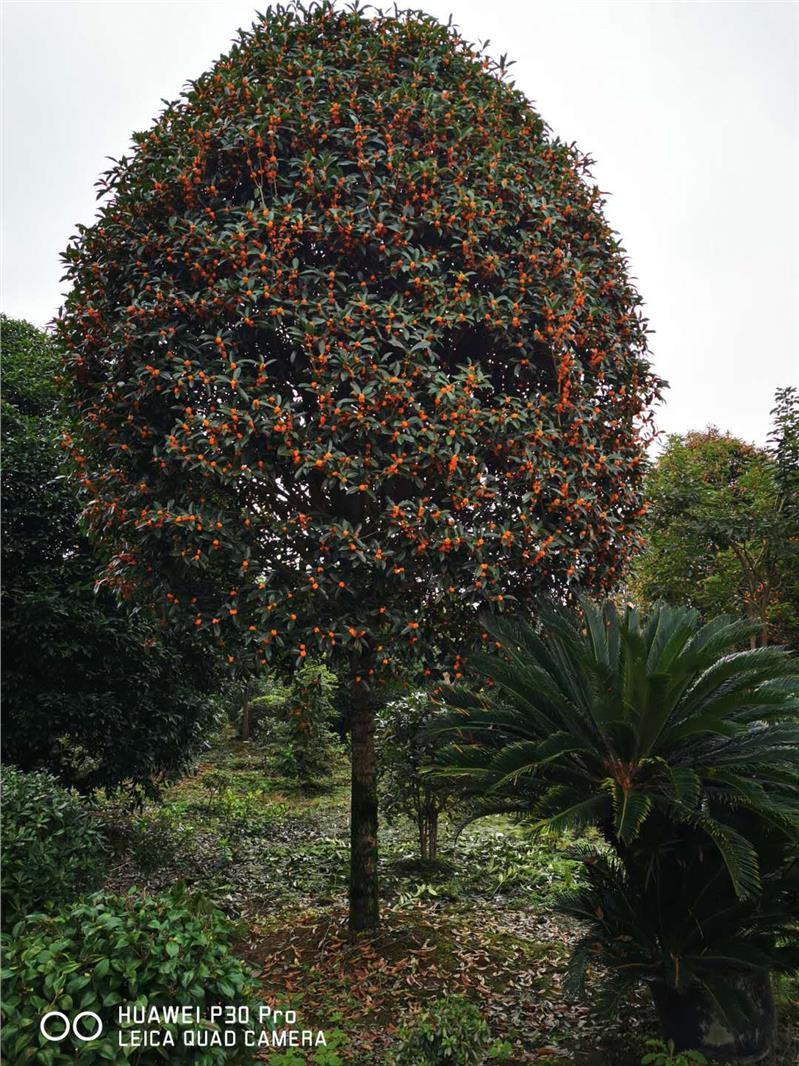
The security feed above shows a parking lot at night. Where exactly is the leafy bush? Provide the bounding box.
[107,805,202,875]
[1,886,260,1064]
[387,995,510,1065]
[207,789,289,836]
[254,664,343,789]
[129,810,195,873]
[0,766,106,928]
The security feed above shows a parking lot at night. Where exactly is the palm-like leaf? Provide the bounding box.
[430,600,799,898]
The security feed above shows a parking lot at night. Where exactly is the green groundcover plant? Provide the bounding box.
[641,1039,706,1066]
[387,994,511,1065]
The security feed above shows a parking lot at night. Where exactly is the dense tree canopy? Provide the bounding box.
[1,317,224,793]
[630,393,799,649]
[58,3,660,925]
[59,2,659,679]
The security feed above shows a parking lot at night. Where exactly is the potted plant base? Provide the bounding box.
[650,975,775,1063]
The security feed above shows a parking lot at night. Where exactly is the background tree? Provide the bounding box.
[1,317,224,793]
[59,4,660,928]
[630,400,799,648]
[253,662,343,790]
[377,691,460,862]
[767,387,799,645]
[233,677,257,741]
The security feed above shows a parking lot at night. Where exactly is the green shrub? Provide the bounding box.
[0,766,106,928]
[1,886,260,1064]
[387,995,510,1065]
[254,664,343,790]
[122,807,201,874]
[1,319,226,797]
[207,788,289,835]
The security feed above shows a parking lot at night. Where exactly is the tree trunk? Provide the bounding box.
[419,803,439,861]
[349,680,379,931]
[238,681,253,741]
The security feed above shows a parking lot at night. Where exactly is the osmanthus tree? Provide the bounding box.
[59,2,661,929]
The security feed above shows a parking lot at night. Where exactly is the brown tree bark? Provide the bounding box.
[349,679,379,931]
[238,680,253,741]
[419,803,439,862]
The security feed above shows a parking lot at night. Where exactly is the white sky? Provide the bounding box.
[2,0,798,446]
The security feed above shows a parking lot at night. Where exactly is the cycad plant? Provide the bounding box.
[430,601,799,1056]
[558,838,799,1015]
[431,601,799,899]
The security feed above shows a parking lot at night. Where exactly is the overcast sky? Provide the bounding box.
[2,0,797,446]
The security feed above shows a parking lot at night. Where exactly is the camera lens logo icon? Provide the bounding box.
[40,1011,103,1042]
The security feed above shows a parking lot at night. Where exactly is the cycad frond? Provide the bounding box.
[690,814,762,900]
[432,599,799,898]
